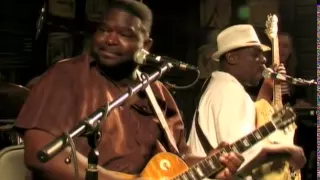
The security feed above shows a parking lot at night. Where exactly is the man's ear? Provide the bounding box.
[225,52,239,65]
[143,38,153,51]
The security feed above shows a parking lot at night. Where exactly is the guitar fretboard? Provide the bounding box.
[271,37,283,111]
[172,121,277,180]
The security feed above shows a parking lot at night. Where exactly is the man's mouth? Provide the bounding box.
[98,48,120,59]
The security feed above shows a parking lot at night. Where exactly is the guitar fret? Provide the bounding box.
[200,160,211,177]
[194,162,205,179]
[206,158,216,170]
[195,165,204,178]
[209,155,223,170]
[247,133,257,145]
[265,122,276,132]
[253,130,262,140]
[181,174,188,180]
[176,171,189,180]
[235,136,253,153]
[258,125,270,137]
[220,148,228,155]
[198,158,219,178]
[188,170,197,180]
[242,137,250,147]
[175,173,186,180]
[224,146,232,153]
[230,144,239,153]
[214,151,221,159]
[233,142,242,153]
[235,140,246,152]
[187,158,220,180]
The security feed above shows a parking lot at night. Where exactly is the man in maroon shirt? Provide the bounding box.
[15,0,244,179]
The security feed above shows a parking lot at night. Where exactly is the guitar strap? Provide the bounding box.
[194,76,213,155]
[136,70,180,155]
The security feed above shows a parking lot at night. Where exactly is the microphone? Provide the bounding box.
[262,67,317,86]
[133,49,198,71]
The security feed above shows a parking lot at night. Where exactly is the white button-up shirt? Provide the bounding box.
[187,71,263,178]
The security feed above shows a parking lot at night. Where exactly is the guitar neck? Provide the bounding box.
[271,37,283,109]
[175,122,277,180]
[273,83,283,109]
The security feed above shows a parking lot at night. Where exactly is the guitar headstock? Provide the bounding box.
[272,105,297,131]
[265,14,278,40]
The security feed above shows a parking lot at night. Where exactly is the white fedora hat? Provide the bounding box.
[212,24,271,61]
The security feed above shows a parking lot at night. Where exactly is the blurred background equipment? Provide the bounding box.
[0,83,29,149]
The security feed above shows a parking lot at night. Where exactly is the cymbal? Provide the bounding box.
[0,83,30,119]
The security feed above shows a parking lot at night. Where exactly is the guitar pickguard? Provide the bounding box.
[255,99,300,180]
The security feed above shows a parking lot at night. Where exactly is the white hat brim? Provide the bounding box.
[212,43,271,61]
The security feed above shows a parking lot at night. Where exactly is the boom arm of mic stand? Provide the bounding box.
[37,62,173,163]
[295,78,317,86]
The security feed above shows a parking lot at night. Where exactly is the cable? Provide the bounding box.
[139,64,201,90]
[164,68,201,90]
[64,132,80,180]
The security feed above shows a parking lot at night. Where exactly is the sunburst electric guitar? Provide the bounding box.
[255,14,301,180]
[110,106,296,180]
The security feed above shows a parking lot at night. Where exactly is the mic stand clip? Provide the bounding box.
[82,108,104,180]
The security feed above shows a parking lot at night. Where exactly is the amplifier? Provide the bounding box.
[293,107,316,180]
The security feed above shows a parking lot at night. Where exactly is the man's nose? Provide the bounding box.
[257,56,267,64]
[105,32,119,45]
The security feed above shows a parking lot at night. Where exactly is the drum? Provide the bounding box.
[0,82,30,119]
[0,123,23,150]
[0,83,29,149]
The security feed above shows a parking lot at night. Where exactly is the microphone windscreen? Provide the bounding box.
[134,49,149,65]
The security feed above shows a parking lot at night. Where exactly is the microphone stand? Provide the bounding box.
[85,125,101,180]
[292,78,317,86]
[37,62,173,180]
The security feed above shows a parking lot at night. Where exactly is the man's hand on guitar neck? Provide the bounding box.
[271,63,286,73]
[256,63,288,102]
[271,63,290,93]
[209,142,245,180]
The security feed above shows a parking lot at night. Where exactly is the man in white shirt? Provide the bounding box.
[187,25,306,179]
